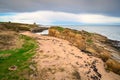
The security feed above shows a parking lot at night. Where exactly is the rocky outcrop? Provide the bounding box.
[107,40,120,50]
[49,26,120,75]
[31,27,48,33]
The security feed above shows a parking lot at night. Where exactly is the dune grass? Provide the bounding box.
[0,34,38,80]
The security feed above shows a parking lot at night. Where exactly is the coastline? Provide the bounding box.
[59,25,120,41]
[0,22,120,80]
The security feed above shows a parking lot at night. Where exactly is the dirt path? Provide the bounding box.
[21,31,120,80]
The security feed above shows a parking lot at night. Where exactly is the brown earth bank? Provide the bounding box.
[49,26,120,75]
[22,31,120,80]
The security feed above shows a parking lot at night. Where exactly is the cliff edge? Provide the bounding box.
[49,26,120,75]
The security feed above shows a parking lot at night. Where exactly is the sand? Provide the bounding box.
[21,31,120,80]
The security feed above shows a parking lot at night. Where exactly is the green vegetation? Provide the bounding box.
[53,26,64,32]
[0,34,38,80]
[86,39,93,44]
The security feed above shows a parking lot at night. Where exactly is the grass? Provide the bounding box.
[0,34,38,80]
[86,39,93,44]
[0,22,38,32]
[54,26,64,32]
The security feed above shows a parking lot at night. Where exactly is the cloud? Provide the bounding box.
[0,0,120,17]
[78,14,120,24]
[0,11,120,25]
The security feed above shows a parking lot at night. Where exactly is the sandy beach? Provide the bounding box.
[21,31,120,80]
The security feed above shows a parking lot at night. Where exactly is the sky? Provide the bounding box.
[0,0,120,25]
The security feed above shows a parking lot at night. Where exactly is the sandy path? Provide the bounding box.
[21,31,120,80]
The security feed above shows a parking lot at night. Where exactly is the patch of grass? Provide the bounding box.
[55,26,64,32]
[86,39,93,44]
[0,53,11,60]
[0,34,38,80]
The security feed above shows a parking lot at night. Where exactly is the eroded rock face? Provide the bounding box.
[49,26,120,75]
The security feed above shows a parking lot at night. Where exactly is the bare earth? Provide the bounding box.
[21,31,120,80]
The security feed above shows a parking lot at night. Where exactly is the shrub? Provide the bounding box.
[106,59,120,75]
[99,52,110,62]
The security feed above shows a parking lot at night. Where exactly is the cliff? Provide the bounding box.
[49,26,120,75]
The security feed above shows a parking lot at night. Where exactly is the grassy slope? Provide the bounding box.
[0,22,38,32]
[0,34,38,80]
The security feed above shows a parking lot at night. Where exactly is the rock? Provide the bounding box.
[8,65,17,71]
[91,75,99,80]
[107,40,120,50]
[29,64,36,71]
[31,27,48,33]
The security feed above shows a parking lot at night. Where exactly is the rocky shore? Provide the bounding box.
[31,26,48,33]
[107,40,120,50]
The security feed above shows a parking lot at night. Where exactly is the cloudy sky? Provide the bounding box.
[0,0,120,25]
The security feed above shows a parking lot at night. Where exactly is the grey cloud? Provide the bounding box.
[0,0,120,16]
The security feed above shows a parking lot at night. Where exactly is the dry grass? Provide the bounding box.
[106,59,120,75]
[0,31,23,50]
[99,52,111,62]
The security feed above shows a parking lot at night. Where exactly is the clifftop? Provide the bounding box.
[49,26,120,75]
[0,22,39,32]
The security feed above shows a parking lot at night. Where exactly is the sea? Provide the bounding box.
[39,25,120,41]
